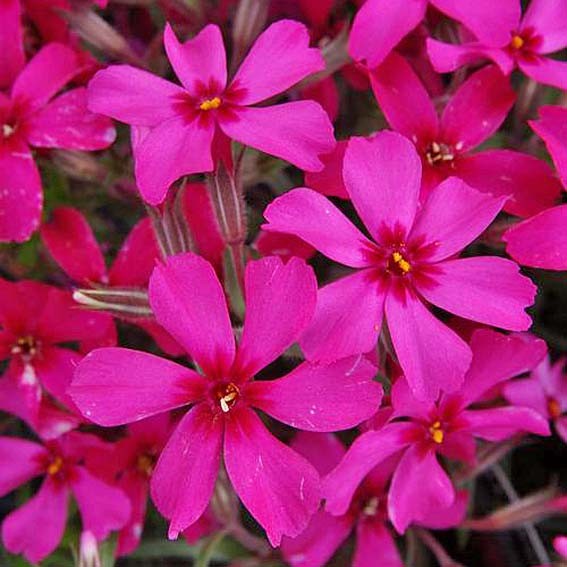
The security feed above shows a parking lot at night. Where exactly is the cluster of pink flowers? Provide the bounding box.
[1,0,567,565]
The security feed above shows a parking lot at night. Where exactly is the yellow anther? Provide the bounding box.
[429,421,444,444]
[392,252,411,274]
[137,454,154,476]
[362,497,379,517]
[218,382,239,413]
[548,398,562,419]
[510,35,524,50]
[47,456,64,476]
[199,97,222,111]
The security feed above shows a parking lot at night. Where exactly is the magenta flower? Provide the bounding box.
[70,253,382,545]
[0,279,114,438]
[263,131,536,399]
[281,432,467,567]
[323,330,550,533]
[427,0,567,90]
[370,54,561,217]
[87,20,336,204]
[348,0,521,69]
[0,43,115,242]
[504,355,567,443]
[0,431,130,563]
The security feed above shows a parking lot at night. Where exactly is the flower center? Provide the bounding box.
[11,335,40,359]
[2,123,16,138]
[199,97,222,111]
[509,34,524,50]
[216,382,240,413]
[547,397,562,419]
[425,141,455,166]
[362,496,379,517]
[136,453,155,476]
[429,421,444,444]
[386,250,411,276]
[46,456,64,476]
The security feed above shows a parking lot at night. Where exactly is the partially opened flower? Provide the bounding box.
[88,20,336,204]
[370,54,560,216]
[0,279,114,437]
[504,355,567,443]
[264,131,536,400]
[0,43,115,242]
[70,253,382,545]
[323,329,550,533]
[0,431,130,563]
[427,0,567,89]
[281,432,467,567]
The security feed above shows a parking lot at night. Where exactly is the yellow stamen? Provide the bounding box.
[429,421,444,444]
[510,35,524,50]
[199,97,222,111]
[47,456,64,476]
[548,398,562,419]
[392,251,411,274]
[137,454,154,476]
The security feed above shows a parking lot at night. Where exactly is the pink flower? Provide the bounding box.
[323,330,550,534]
[70,253,382,545]
[370,54,561,217]
[427,0,567,90]
[554,536,567,558]
[87,20,336,205]
[0,279,114,437]
[504,355,567,443]
[348,0,521,69]
[263,131,536,400]
[281,432,467,567]
[0,43,115,242]
[0,431,130,563]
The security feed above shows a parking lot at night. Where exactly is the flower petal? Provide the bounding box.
[343,132,421,242]
[12,43,81,110]
[300,270,385,362]
[2,478,68,564]
[417,257,536,331]
[385,290,472,401]
[27,88,116,150]
[409,177,505,263]
[0,0,24,89]
[0,437,46,497]
[263,187,375,268]
[353,520,404,567]
[521,0,567,54]
[304,140,348,199]
[455,149,561,218]
[220,102,335,172]
[229,20,324,105]
[40,206,106,284]
[71,467,131,540]
[440,65,515,151]
[134,116,214,205]
[149,253,235,377]
[348,0,427,69]
[247,356,382,431]
[462,407,550,440]
[290,432,346,477]
[388,445,455,534]
[369,51,438,143]
[504,205,567,270]
[0,145,43,243]
[322,423,415,516]
[235,256,317,376]
[70,348,206,426]
[164,23,227,96]
[224,407,320,546]
[151,403,223,539]
[87,65,184,127]
[503,377,548,417]
[519,56,567,90]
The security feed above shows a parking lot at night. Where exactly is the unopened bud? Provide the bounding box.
[73,287,153,318]
[78,531,101,567]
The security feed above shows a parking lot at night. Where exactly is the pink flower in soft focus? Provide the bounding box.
[323,330,550,534]
[0,431,130,563]
[370,55,561,217]
[427,0,567,89]
[348,0,521,69]
[0,279,114,438]
[264,131,536,400]
[70,253,382,545]
[281,432,467,567]
[504,355,567,443]
[0,43,115,242]
[87,20,336,205]
[554,536,567,558]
